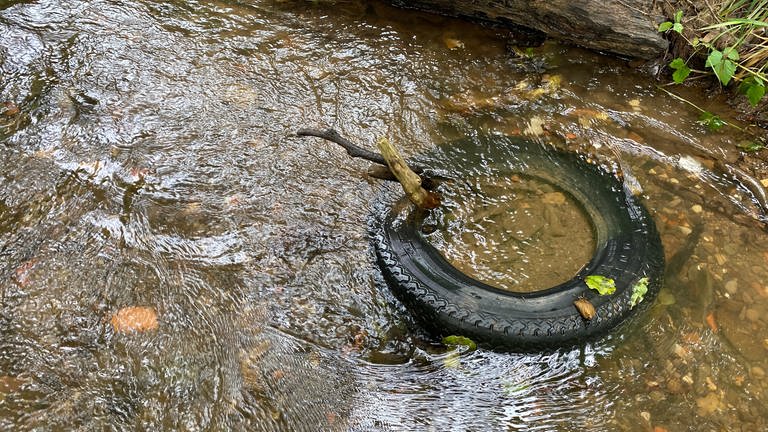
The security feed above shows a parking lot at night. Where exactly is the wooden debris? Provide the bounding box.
[377,137,440,210]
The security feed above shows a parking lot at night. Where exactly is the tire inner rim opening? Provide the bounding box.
[422,172,596,293]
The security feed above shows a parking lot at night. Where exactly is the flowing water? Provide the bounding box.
[1,0,767,430]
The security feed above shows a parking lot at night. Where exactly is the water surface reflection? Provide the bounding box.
[1,0,767,430]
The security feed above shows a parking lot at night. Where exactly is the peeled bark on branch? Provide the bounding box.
[377,137,441,209]
[296,128,426,174]
[295,127,443,190]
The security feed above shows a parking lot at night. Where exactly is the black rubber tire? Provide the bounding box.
[370,135,665,350]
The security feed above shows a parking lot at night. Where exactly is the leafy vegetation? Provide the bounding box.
[658,2,767,107]
[629,277,649,309]
[584,275,616,295]
[442,335,477,351]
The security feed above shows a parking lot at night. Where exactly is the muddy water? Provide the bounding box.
[427,173,595,292]
[1,0,767,430]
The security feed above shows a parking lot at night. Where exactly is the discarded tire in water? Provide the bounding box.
[370,135,664,350]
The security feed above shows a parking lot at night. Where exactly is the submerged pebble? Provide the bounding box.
[110,306,159,334]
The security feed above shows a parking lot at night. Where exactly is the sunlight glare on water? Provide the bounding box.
[1,0,767,430]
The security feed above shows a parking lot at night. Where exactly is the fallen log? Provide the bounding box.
[388,0,668,59]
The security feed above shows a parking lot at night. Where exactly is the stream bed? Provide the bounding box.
[2,1,767,430]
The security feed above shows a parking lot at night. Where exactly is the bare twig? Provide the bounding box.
[296,128,425,174]
[295,127,446,190]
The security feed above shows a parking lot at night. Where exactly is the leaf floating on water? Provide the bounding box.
[630,277,649,309]
[573,298,596,320]
[585,275,616,295]
[110,306,159,334]
[442,335,477,351]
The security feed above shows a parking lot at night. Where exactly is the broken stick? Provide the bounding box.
[377,137,440,209]
[295,127,442,190]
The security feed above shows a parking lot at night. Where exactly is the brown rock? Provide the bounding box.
[110,306,159,334]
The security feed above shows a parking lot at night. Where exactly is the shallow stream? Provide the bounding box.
[2,1,767,430]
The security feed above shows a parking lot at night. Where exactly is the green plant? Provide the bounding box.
[658,9,767,107]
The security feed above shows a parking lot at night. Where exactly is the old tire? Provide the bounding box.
[370,134,664,350]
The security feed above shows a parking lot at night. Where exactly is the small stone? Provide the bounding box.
[443,37,465,50]
[705,376,717,391]
[696,392,722,416]
[626,131,644,142]
[541,192,566,205]
[525,116,546,136]
[691,204,703,213]
[761,178,768,188]
[750,366,765,379]
[734,375,745,386]
[666,378,683,394]
[745,308,760,323]
[649,390,666,402]
[682,373,694,385]
[110,306,159,334]
[658,290,676,305]
[679,226,692,235]
[640,411,651,423]
[1,101,20,116]
[0,375,24,394]
[714,254,727,266]
[725,279,739,294]
[669,178,680,184]
[672,343,688,360]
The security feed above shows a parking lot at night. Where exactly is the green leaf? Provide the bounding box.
[669,58,685,69]
[674,10,683,23]
[442,335,477,351]
[585,275,616,295]
[737,140,766,152]
[700,18,768,30]
[669,58,691,84]
[723,46,739,61]
[673,22,683,33]
[706,49,737,85]
[630,277,649,309]
[672,67,691,83]
[747,84,766,106]
[740,78,766,107]
[705,49,722,68]
[658,21,673,32]
[698,111,726,131]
